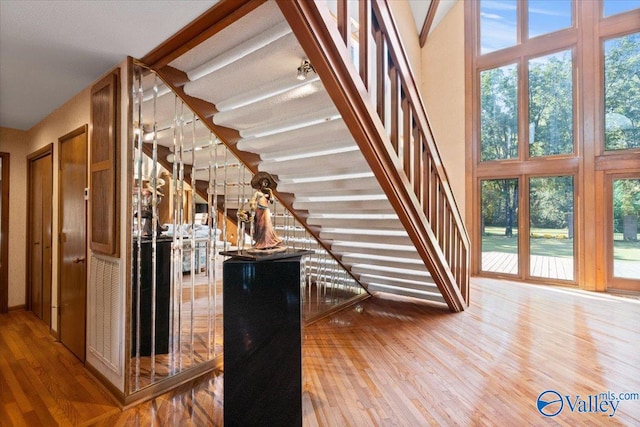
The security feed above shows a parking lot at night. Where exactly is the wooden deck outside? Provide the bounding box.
[482,251,640,281]
[1,278,639,425]
[482,251,574,279]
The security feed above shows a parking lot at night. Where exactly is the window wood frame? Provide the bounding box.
[466,0,640,291]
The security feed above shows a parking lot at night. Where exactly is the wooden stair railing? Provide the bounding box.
[277,0,469,310]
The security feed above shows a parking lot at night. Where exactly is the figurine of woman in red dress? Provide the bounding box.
[238,172,284,251]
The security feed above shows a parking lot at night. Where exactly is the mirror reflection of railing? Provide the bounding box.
[129,62,367,394]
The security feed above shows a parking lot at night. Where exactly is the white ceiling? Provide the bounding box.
[0,0,453,132]
[408,0,458,37]
[0,0,219,131]
[408,0,431,32]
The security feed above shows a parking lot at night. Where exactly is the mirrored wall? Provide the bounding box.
[129,62,367,394]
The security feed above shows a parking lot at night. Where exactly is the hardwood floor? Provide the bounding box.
[2,278,639,426]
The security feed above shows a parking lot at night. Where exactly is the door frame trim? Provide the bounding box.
[57,125,88,361]
[0,152,9,313]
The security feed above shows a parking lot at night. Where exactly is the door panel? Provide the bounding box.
[59,128,87,362]
[28,150,53,322]
[29,158,44,318]
[42,155,53,325]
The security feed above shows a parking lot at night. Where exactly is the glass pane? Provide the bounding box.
[480,64,519,161]
[528,49,574,156]
[529,176,574,280]
[604,0,640,17]
[528,0,572,39]
[480,0,517,54]
[481,179,519,274]
[604,33,640,151]
[613,178,640,279]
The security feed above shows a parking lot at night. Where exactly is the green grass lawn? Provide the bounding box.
[481,226,640,261]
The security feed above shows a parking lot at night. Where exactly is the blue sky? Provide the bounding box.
[480,0,640,54]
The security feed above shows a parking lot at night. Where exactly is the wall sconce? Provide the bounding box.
[296,59,315,81]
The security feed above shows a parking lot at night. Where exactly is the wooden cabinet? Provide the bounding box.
[90,70,119,256]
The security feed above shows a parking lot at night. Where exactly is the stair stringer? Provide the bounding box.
[276,0,467,311]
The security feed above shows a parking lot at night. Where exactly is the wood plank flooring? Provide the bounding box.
[2,277,640,426]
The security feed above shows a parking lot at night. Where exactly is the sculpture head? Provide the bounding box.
[251,171,277,192]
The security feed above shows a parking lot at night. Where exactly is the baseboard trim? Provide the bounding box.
[122,356,222,410]
[8,304,26,312]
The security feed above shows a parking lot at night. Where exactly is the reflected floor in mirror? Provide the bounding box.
[130,273,364,390]
[130,274,223,391]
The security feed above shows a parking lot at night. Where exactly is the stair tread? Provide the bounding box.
[278,175,379,194]
[237,118,350,153]
[307,218,404,230]
[259,139,358,162]
[366,284,446,303]
[260,149,368,176]
[359,273,437,288]
[213,80,338,134]
[182,31,309,109]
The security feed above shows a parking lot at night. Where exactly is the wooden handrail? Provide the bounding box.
[366,1,469,302]
[277,0,469,309]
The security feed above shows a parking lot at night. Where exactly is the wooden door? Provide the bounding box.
[58,127,88,362]
[27,146,53,324]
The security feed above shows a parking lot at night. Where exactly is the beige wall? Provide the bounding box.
[0,127,29,308]
[0,85,90,321]
[28,87,90,154]
[386,0,466,221]
[388,0,422,85]
[420,1,466,221]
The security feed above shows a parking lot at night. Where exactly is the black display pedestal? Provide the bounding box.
[131,237,171,357]
[222,249,311,427]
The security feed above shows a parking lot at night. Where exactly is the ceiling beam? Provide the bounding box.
[419,0,439,48]
[141,0,266,69]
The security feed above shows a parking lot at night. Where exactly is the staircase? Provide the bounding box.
[142,0,469,311]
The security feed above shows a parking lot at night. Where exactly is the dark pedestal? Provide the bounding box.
[131,237,171,357]
[223,250,310,427]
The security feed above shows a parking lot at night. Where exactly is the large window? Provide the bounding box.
[528,0,572,39]
[469,1,640,290]
[480,64,518,161]
[612,178,640,282]
[528,50,574,157]
[480,0,517,54]
[529,176,574,281]
[604,0,640,17]
[481,179,519,274]
[604,32,640,151]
